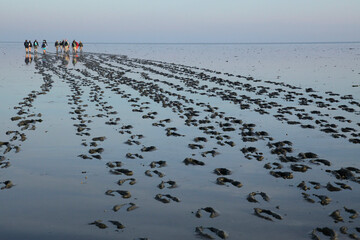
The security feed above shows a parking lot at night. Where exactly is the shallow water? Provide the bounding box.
[0,43,359,240]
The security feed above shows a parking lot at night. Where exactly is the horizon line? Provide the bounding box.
[1,40,360,45]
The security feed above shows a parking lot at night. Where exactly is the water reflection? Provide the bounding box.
[25,53,33,65]
[34,52,38,62]
[72,53,79,66]
[59,52,70,67]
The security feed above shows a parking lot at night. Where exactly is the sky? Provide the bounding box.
[0,0,359,43]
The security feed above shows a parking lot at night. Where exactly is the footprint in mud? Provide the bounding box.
[269,171,293,179]
[216,177,242,188]
[117,178,136,186]
[106,161,123,168]
[92,136,106,141]
[195,207,220,218]
[333,182,352,190]
[247,192,270,203]
[124,139,141,145]
[89,220,107,229]
[339,226,360,238]
[110,168,133,176]
[0,162,10,169]
[309,159,332,166]
[330,167,360,183]
[311,227,337,240]
[113,202,138,212]
[109,220,125,230]
[194,137,207,142]
[213,168,231,176]
[241,147,264,160]
[253,208,283,221]
[264,162,283,170]
[313,194,331,205]
[166,127,184,137]
[158,180,177,189]
[298,152,318,159]
[267,141,293,155]
[121,125,133,130]
[301,192,316,203]
[149,160,166,168]
[126,153,143,159]
[183,158,205,166]
[330,210,344,222]
[145,170,165,178]
[105,190,131,198]
[344,207,359,219]
[297,181,311,191]
[308,181,322,190]
[152,122,166,127]
[188,144,204,149]
[325,182,346,192]
[89,148,104,154]
[290,164,311,172]
[154,194,180,203]
[141,146,157,152]
[1,180,14,190]
[195,226,228,239]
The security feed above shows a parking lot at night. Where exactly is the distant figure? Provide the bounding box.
[64,39,69,53]
[72,40,77,53]
[55,40,59,52]
[28,40,32,53]
[59,40,64,52]
[24,40,29,53]
[79,41,83,52]
[41,40,48,54]
[33,40,39,53]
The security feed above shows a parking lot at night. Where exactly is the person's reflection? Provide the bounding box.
[25,53,33,65]
[72,53,78,66]
[34,52,38,62]
[62,52,70,67]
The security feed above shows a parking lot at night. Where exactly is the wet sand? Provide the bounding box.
[0,44,359,239]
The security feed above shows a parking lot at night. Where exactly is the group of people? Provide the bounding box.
[55,40,83,53]
[24,40,48,54]
[24,39,83,54]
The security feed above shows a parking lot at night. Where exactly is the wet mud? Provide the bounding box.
[0,51,359,239]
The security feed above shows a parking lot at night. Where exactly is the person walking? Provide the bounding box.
[71,40,76,53]
[64,39,69,53]
[33,40,39,53]
[24,40,29,53]
[41,40,48,54]
[79,41,83,52]
[28,40,32,53]
[55,40,59,52]
[59,40,64,52]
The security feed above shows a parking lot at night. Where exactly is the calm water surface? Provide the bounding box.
[0,43,359,239]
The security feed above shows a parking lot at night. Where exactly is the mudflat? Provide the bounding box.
[0,43,359,240]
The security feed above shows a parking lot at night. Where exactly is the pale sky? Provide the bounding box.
[1,0,359,43]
